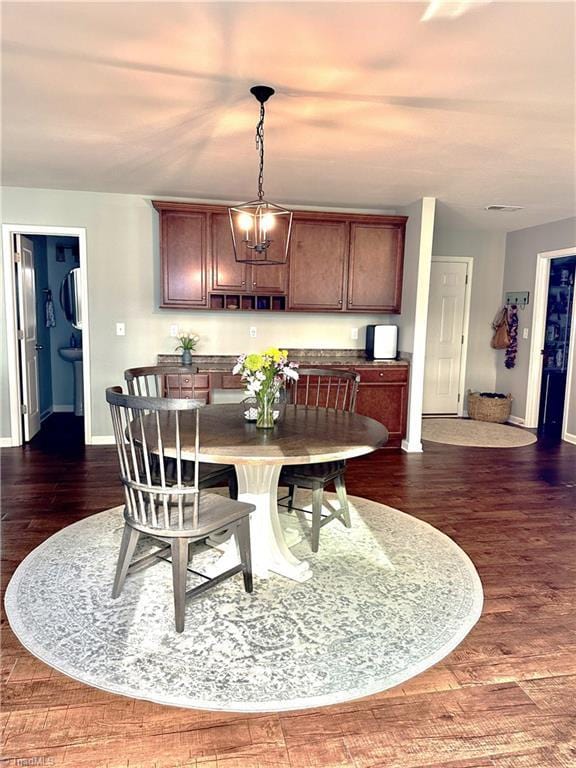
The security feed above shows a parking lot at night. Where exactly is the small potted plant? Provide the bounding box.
[175,332,199,365]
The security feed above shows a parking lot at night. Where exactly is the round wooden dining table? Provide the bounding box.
[157,403,388,582]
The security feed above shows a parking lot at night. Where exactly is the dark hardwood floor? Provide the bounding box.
[1,421,575,768]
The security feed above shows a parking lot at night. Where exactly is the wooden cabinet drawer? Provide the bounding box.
[355,367,408,383]
[165,387,209,402]
[165,374,209,389]
[220,373,244,389]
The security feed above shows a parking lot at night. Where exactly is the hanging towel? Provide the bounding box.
[505,305,518,369]
[45,290,56,328]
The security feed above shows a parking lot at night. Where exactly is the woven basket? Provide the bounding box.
[467,391,512,423]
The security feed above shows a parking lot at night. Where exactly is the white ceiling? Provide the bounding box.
[1,1,575,230]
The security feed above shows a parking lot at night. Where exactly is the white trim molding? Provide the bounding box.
[52,405,75,413]
[0,437,16,448]
[563,432,576,446]
[507,415,526,426]
[89,435,115,445]
[1,224,92,446]
[402,438,423,453]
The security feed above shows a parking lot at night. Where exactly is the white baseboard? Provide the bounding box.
[88,435,115,445]
[507,415,525,426]
[0,437,15,447]
[40,407,53,422]
[53,405,75,413]
[402,439,423,453]
[563,431,576,445]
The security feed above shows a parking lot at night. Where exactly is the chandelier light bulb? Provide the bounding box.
[260,213,275,232]
[238,213,253,232]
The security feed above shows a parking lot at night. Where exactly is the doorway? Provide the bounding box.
[423,257,472,416]
[538,255,576,438]
[525,246,576,443]
[2,224,91,446]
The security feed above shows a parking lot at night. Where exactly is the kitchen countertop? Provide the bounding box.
[157,349,409,370]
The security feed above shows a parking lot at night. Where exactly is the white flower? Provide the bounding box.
[232,362,243,375]
[283,366,299,380]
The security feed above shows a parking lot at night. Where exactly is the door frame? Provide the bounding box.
[424,256,474,417]
[525,246,576,441]
[2,224,92,446]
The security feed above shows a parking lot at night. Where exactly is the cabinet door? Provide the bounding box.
[288,220,347,310]
[211,213,248,292]
[354,368,409,447]
[250,217,289,293]
[348,223,404,312]
[161,211,207,307]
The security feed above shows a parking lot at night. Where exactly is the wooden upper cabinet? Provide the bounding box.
[348,222,405,312]
[211,213,248,292]
[250,217,289,294]
[288,219,348,310]
[156,203,208,308]
[211,212,287,294]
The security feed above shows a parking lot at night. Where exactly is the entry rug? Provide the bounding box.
[5,494,483,712]
[422,418,537,448]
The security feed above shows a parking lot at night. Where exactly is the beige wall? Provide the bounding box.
[495,218,576,424]
[1,186,399,440]
[432,225,507,397]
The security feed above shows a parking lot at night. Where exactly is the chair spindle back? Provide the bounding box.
[287,368,360,412]
[124,365,201,399]
[106,386,205,534]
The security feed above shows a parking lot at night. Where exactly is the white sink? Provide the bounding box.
[58,347,84,415]
[59,347,83,362]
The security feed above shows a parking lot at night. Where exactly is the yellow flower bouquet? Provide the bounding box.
[233,348,299,428]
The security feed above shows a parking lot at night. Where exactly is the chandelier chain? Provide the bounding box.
[255,103,265,200]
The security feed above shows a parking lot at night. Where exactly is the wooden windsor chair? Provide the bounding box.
[106,386,254,633]
[279,368,361,552]
[125,366,238,499]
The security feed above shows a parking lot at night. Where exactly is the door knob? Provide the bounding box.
[35,344,43,350]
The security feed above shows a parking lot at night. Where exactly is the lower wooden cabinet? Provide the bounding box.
[354,367,409,449]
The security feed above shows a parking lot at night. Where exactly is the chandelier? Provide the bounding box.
[228,85,292,265]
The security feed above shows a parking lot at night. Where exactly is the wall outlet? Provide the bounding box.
[522,327,529,340]
[249,326,257,338]
[116,322,125,337]
[351,327,359,340]
[169,324,179,338]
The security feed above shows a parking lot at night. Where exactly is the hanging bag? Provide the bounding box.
[491,307,510,349]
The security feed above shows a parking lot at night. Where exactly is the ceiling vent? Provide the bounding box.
[485,205,524,212]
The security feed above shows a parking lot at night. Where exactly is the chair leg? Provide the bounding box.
[228,471,238,500]
[171,538,189,633]
[311,485,324,553]
[112,524,141,598]
[287,483,297,512]
[236,518,253,593]
[334,475,352,528]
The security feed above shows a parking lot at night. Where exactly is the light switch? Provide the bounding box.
[351,327,359,340]
[249,326,257,338]
[170,324,179,338]
[522,327,529,340]
[116,322,125,337]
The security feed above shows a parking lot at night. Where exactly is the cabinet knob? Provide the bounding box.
[379,372,384,377]
[338,300,342,305]
[241,281,245,286]
[253,282,256,286]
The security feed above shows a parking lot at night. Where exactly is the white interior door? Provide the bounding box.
[15,234,41,440]
[423,260,469,415]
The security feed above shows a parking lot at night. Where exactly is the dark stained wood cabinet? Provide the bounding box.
[348,222,404,312]
[154,201,406,313]
[288,219,348,310]
[354,367,409,448]
[155,202,208,308]
[211,212,248,292]
[211,212,287,294]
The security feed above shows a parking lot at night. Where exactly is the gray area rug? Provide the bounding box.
[422,418,537,448]
[5,494,483,712]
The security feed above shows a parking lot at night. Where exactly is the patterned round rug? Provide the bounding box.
[5,494,483,712]
[422,418,537,448]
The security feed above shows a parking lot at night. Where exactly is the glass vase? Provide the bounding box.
[181,349,192,365]
[256,389,276,429]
